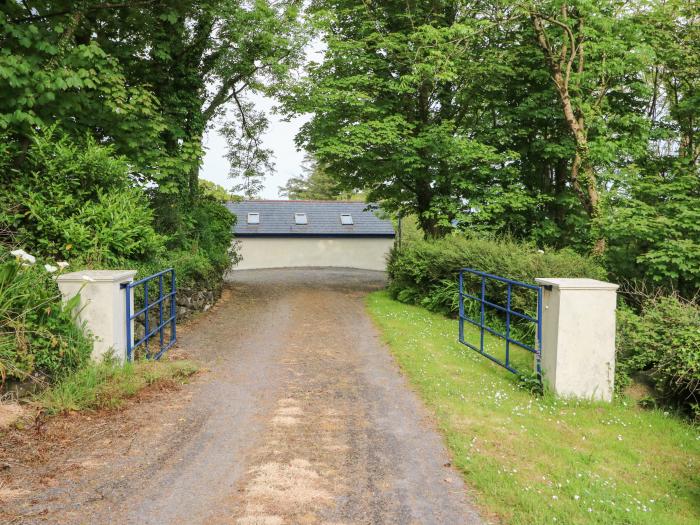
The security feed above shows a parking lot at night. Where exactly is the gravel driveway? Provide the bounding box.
[2,268,482,524]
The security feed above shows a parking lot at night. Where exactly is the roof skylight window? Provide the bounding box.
[247,212,260,224]
[340,214,354,225]
[294,212,308,225]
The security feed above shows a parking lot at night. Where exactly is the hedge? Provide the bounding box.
[388,234,699,419]
[617,295,700,420]
[387,234,606,315]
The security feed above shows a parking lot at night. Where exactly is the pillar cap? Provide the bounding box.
[535,278,619,291]
[57,269,137,283]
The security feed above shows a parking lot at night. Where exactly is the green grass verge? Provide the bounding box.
[37,359,198,414]
[366,291,700,525]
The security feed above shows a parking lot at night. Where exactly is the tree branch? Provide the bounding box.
[231,90,253,140]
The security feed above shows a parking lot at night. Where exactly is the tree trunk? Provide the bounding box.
[531,11,605,254]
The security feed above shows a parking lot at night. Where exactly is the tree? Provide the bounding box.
[291,1,671,252]
[1,0,303,233]
[604,157,700,296]
[278,154,351,200]
[527,1,652,253]
[603,0,700,296]
[199,179,236,202]
[288,1,511,237]
[0,2,166,171]
[89,0,303,227]
[222,103,274,200]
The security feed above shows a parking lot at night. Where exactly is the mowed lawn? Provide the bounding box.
[366,291,700,525]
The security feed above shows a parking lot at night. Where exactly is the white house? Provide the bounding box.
[226,200,395,271]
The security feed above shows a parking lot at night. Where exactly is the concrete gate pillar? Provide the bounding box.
[535,278,619,401]
[57,270,137,363]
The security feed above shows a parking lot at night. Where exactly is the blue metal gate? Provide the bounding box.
[122,268,177,361]
[458,269,542,377]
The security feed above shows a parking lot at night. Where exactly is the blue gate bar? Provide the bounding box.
[121,268,177,361]
[170,269,176,346]
[144,280,149,355]
[505,284,511,368]
[464,269,541,290]
[458,268,542,378]
[158,273,164,349]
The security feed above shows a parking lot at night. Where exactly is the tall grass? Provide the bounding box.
[38,359,198,414]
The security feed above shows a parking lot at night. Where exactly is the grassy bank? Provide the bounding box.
[37,359,198,415]
[366,291,700,525]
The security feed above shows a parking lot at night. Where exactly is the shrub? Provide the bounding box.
[387,234,607,315]
[1,128,165,264]
[187,196,237,274]
[132,248,221,291]
[616,294,700,420]
[130,197,236,290]
[59,188,165,265]
[604,158,700,299]
[0,253,92,385]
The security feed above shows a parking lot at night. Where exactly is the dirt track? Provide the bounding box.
[1,268,482,524]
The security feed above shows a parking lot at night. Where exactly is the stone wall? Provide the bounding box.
[133,277,224,345]
[175,279,224,320]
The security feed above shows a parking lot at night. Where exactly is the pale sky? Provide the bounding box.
[200,37,325,200]
[200,92,309,200]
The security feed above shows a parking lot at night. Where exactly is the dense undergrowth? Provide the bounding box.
[0,130,234,388]
[387,234,606,315]
[616,294,700,419]
[0,258,93,385]
[388,234,700,420]
[38,359,198,415]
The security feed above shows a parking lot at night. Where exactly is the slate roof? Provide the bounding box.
[226,200,395,237]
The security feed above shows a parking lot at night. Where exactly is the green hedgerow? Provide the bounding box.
[387,234,606,316]
[0,128,165,265]
[617,294,700,420]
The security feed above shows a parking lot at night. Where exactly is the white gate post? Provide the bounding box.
[57,270,137,363]
[535,278,619,401]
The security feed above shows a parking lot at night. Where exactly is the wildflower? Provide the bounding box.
[44,264,58,273]
[537,249,545,254]
[57,261,69,270]
[10,249,36,264]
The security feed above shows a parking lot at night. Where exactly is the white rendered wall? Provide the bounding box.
[57,270,136,363]
[536,278,619,401]
[233,237,394,271]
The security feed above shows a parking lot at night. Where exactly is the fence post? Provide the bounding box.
[57,270,137,363]
[535,278,619,401]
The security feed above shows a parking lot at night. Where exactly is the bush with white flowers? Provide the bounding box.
[0,249,90,385]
